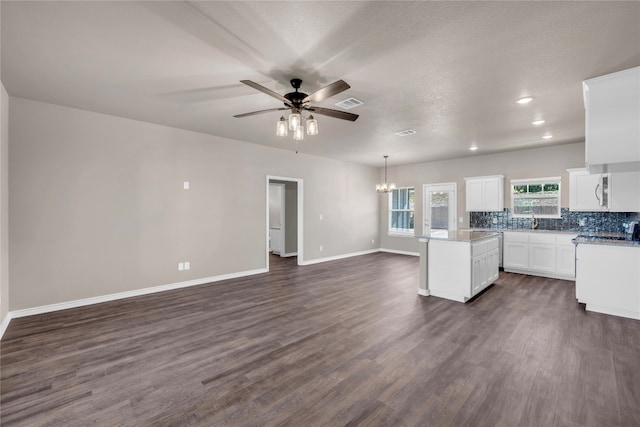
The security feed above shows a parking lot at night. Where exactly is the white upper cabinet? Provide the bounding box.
[465,175,504,212]
[568,168,609,211]
[583,67,640,173]
[569,168,640,212]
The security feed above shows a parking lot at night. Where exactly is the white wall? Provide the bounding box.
[380,143,586,253]
[9,97,379,311]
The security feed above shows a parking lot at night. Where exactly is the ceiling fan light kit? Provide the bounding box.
[235,78,358,142]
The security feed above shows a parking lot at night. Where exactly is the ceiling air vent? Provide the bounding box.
[395,129,416,136]
[335,97,364,110]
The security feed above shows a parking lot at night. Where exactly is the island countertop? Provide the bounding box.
[417,230,500,242]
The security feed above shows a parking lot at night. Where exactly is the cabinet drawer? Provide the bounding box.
[529,233,556,244]
[504,232,529,243]
[471,241,488,256]
[486,237,499,251]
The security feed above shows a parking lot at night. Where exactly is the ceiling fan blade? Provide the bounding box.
[302,80,351,103]
[240,80,290,105]
[234,107,290,118]
[305,106,359,121]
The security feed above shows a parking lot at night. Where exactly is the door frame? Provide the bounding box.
[268,182,286,255]
[423,182,457,236]
[266,175,304,269]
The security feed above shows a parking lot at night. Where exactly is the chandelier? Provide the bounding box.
[376,155,396,193]
[276,112,318,141]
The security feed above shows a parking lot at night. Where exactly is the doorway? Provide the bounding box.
[266,176,303,269]
[423,183,457,237]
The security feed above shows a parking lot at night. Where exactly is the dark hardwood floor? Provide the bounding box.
[1,252,639,426]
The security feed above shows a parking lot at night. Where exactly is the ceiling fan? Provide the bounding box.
[234,78,359,140]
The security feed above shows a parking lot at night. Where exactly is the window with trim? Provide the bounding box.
[511,177,561,218]
[389,187,415,235]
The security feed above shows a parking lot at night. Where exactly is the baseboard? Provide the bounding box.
[585,304,640,320]
[379,248,419,257]
[10,267,268,320]
[299,249,379,266]
[417,289,430,296]
[503,268,576,281]
[0,312,11,340]
[280,252,298,258]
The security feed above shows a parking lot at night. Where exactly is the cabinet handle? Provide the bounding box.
[595,183,601,205]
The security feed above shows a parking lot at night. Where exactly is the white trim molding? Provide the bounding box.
[417,289,430,296]
[299,249,379,266]
[9,268,267,320]
[0,313,11,340]
[379,248,419,257]
[280,252,298,258]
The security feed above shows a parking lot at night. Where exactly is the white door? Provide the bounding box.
[423,183,457,237]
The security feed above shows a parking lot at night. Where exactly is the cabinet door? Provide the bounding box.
[465,179,483,212]
[609,171,640,212]
[504,241,528,270]
[482,177,504,211]
[487,249,500,283]
[584,67,640,170]
[472,254,488,295]
[569,170,609,211]
[557,244,576,278]
[529,244,556,274]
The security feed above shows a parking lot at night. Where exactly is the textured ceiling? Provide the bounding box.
[2,1,639,166]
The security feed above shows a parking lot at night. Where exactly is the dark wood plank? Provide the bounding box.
[1,253,639,426]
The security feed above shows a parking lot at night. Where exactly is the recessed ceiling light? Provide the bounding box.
[542,134,553,139]
[532,119,546,125]
[516,96,534,104]
[395,129,416,136]
[469,146,478,151]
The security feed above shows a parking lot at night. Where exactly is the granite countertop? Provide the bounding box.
[418,230,500,242]
[572,236,640,248]
[465,227,581,235]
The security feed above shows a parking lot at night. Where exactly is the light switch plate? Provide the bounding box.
[178,262,184,271]
[183,181,190,190]
[184,262,190,270]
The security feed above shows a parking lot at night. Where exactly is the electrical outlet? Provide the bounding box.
[320,245,323,252]
[319,214,323,221]
[183,181,190,190]
[178,262,184,271]
[492,218,498,224]
[184,262,190,270]
[371,238,375,244]
[579,218,586,226]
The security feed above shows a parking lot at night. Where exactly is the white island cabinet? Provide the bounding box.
[419,231,500,303]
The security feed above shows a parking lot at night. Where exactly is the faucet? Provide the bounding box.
[531,214,539,230]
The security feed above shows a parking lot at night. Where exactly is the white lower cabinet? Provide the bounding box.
[503,231,577,280]
[576,243,640,320]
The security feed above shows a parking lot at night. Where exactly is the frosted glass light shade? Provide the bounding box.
[306,115,318,135]
[293,124,305,141]
[276,116,288,136]
[376,182,396,193]
[289,112,301,131]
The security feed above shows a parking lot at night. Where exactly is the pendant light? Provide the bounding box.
[288,111,301,131]
[293,124,305,141]
[376,155,396,193]
[276,116,288,136]
[306,115,318,135]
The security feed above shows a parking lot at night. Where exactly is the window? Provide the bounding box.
[511,177,561,218]
[389,187,415,236]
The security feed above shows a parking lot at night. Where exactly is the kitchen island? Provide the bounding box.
[418,231,500,303]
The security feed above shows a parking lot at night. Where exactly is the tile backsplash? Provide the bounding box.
[470,208,639,234]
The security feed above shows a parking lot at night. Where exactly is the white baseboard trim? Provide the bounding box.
[380,248,420,257]
[280,252,298,258]
[0,313,11,340]
[10,267,268,320]
[299,249,379,266]
[417,289,430,296]
[585,303,640,321]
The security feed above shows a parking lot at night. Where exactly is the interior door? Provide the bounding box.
[423,183,457,237]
